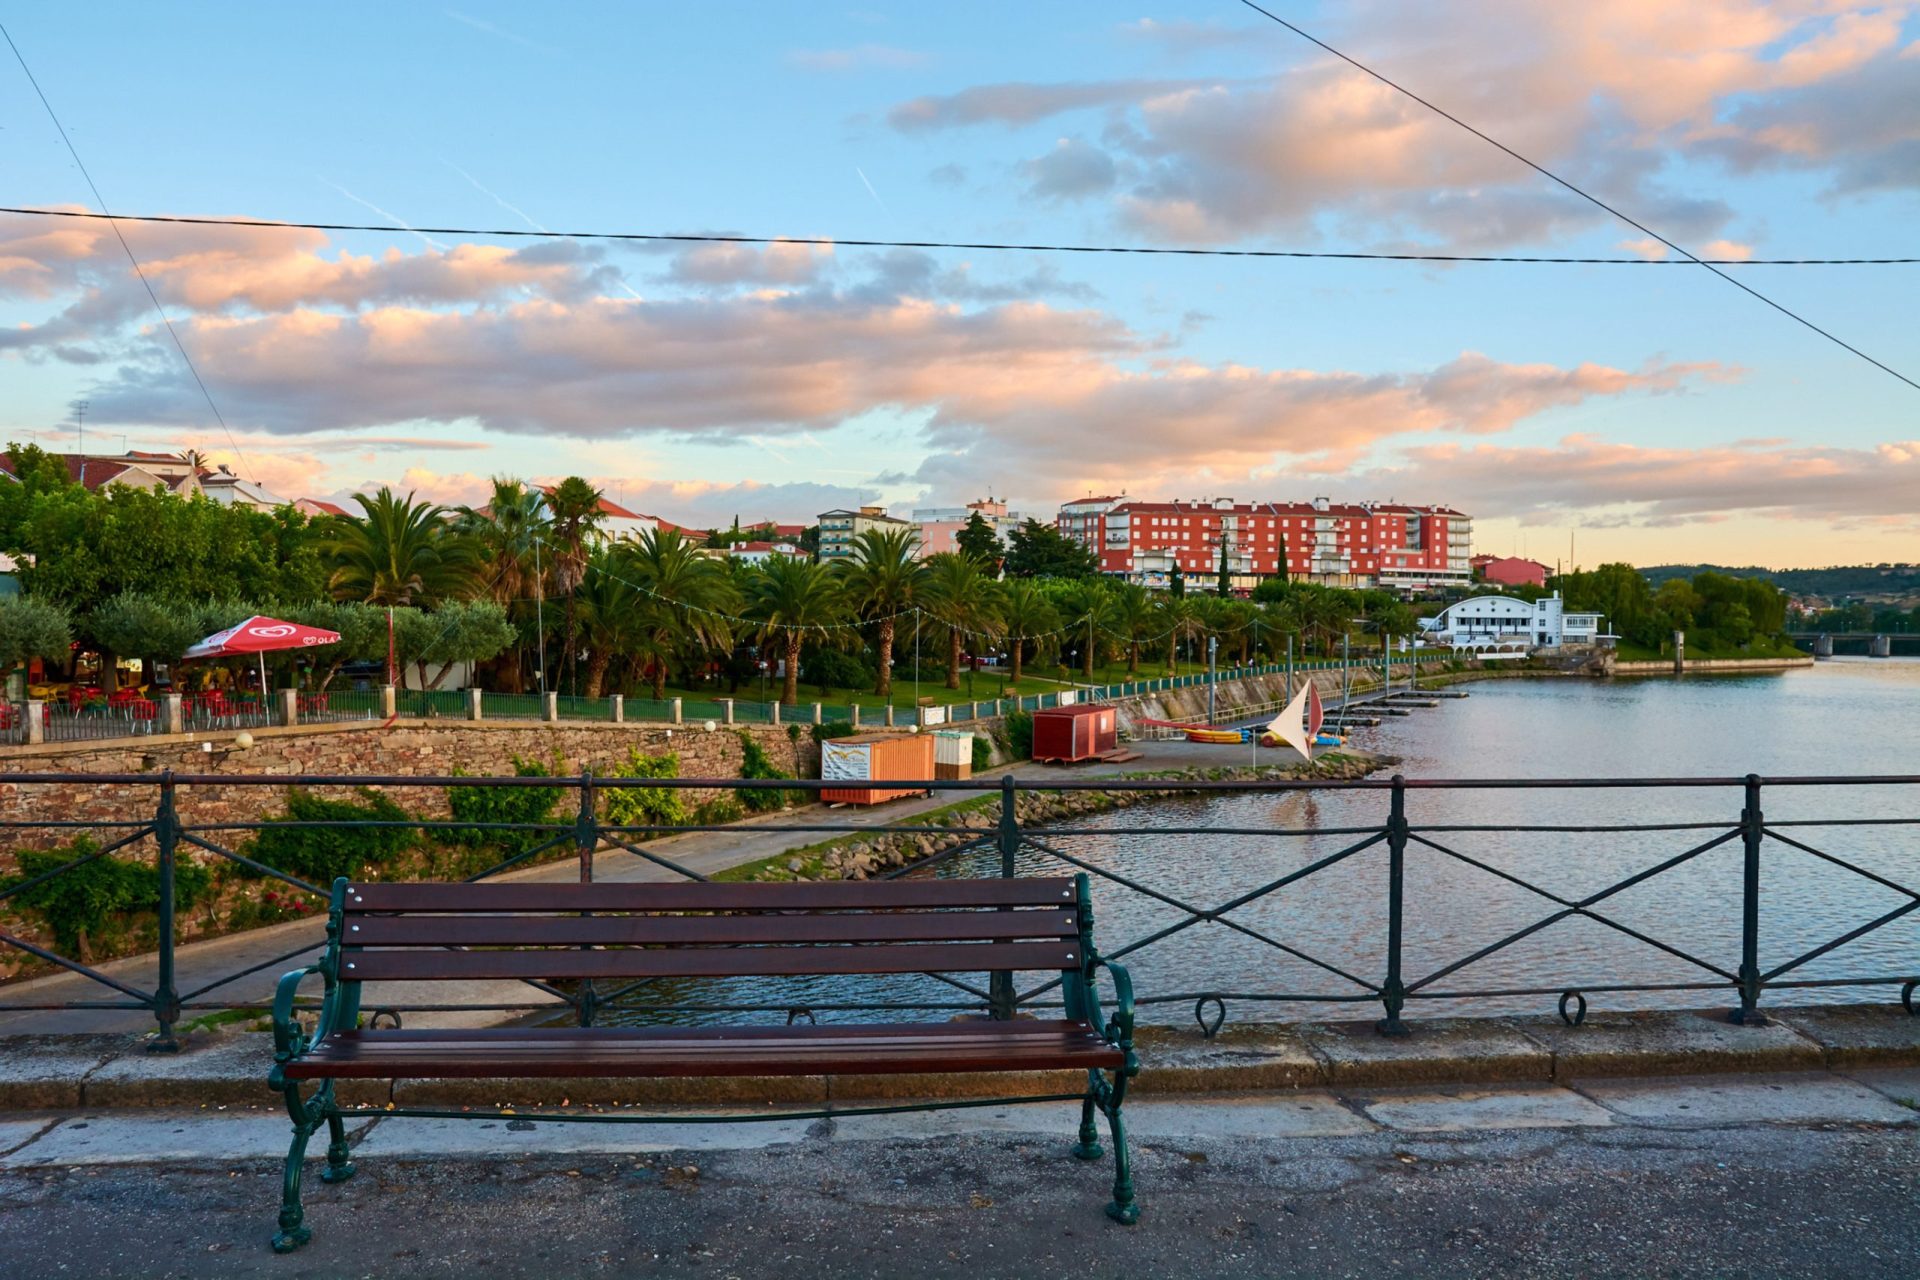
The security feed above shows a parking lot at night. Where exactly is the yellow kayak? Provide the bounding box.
[1184,728,1243,744]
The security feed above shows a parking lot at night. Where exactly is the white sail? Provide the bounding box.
[1265,678,1317,764]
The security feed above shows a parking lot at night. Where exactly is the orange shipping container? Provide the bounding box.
[819,732,935,805]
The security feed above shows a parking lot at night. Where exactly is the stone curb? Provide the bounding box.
[3,1005,1914,1111]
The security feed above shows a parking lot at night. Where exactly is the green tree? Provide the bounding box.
[1155,595,1204,675]
[1002,519,1098,579]
[1106,583,1156,674]
[618,528,739,700]
[1048,579,1111,678]
[921,552,1002,690]
[327,488,478,682]
[574,550,646,698]
[744,554,847,705]
[955,512,1002,567]
[394,600,515,689]
[456,478,550,691]
[86,594,210,684]
[284,599,391,690]
[998,580,1060,689]
[0,597,72,677]
[543,476,606,695]
[832,526,926,698]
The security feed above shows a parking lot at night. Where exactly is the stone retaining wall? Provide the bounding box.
[0,719,822,851]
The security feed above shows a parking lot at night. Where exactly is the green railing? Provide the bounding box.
[554,694,613,721]
[482,692,544,720]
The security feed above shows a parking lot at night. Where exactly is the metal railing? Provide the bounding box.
[0,770,1913,1049]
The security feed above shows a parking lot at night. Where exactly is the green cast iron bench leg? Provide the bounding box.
[1073,1070,1104,1161]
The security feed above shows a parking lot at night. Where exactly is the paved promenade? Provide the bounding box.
[2,1071,1916,1277]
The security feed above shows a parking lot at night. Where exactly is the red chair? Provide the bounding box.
[129,699,158,732]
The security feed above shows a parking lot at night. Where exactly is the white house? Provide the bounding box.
[1419,592,1601,648]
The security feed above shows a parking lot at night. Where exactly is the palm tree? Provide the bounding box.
[921,552,1002,690]
[455,478,549,691]
[326,488,478,683]
[998,580,1060,690]
[1107,583,1156,675]
[1052,579,1111,679]
[743,553,847,705]
[1213,598,1258,666]
[574,550,645,698]
[542,476,606,694]
[619,528,738,700]
[833,526,926,699]
[1155,595,1205,676]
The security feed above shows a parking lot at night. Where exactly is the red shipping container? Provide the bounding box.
[1031,704,1118,763]
[819,732,936,804]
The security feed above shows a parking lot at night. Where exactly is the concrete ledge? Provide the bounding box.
[4,1005,1916,1111]
[1513,1008,1826,1079]
[1767,1003,1920,1069]
[1296,1017,1552,1087]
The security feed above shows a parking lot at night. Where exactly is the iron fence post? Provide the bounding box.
[1376,774,1411,1036]
[1732,773,1769,1026]
[575,771,599,1027]
[989,775,1019,1020]
[148,770,183,1052]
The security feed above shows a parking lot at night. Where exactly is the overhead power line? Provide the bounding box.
[0,24,252,472]
[1,203,1913,266]
[1234,0,1920,391]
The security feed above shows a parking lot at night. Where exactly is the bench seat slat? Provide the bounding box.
[340,940,1082,982]
[282,1021,1125,1079]
[346,911,1079,947]
[342,879,1076,914]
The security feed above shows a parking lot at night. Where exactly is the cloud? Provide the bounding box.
[1022,138,1119,200]
[890,2,1920,249]
[1117,18,1260,56]
[787,44,926,71]
[887,79,1205,132]
[1351,434,1920,527]
[661,239,834,287]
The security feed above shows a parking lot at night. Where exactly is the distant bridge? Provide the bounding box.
[1785,632,1917,657]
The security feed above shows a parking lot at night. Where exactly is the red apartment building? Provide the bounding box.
[1056,496,1472,592]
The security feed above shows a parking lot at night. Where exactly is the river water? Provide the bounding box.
[607,658,1920,1028]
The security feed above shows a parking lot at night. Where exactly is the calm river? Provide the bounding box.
[611,658,1920,1027]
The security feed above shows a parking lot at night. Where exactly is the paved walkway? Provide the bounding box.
[0,740,1309,1036]
[1,1070,1914,1276]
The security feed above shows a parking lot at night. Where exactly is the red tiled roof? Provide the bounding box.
[300,498,350,517]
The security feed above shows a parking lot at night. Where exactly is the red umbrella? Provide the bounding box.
[183,615,341,697]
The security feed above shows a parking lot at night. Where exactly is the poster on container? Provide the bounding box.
[820,740,871,781]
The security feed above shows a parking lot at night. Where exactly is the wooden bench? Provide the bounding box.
[268,874,1140,1252]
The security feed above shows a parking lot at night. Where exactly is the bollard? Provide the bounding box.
[720,699,734,726]
[161,693,183,737]
[671,697,683,725]
[276,688,299,727]
[380,685,397,718]
[884,705,896,728]
[466,688,484,721]
[811,702,822,725]
[609,694,623,723]
[769,701,780,726]
[541,692,559,722]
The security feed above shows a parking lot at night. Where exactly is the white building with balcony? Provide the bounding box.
[1419,592,1601,648]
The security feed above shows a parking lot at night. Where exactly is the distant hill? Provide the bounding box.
[1640,564,1920,599]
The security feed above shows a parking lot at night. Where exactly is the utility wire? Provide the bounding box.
[1234,0,1920,391]
[0,24,253,472]
[1,203,1913,266]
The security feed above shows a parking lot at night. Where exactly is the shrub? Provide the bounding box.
[246,788,418,886]
[971,733,994,772]
[801,644,872,696]
[602,749,690,829]
[446,754,566,858]
[693,796,746,826]
[736,732,799,813]
[3,841,210,962]
[810,721,859,744]
[1001,710,1035,761]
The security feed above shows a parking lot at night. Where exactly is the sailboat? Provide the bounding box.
[1258,678,1342,761]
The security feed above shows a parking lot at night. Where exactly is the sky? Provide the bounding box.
[1,1,1917,568]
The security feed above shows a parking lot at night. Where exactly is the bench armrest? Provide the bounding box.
[1085,956,1138,1074]
[270,964,336,1068]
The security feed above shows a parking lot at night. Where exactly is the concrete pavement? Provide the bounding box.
[1,1070,1915,1276]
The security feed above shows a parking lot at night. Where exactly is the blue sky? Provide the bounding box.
[2,1,1917,566]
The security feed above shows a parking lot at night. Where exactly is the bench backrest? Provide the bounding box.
[332,877,1091,983]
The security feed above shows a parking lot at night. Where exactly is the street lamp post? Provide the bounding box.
[1207,635,1218,725]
